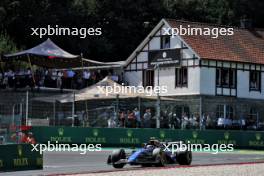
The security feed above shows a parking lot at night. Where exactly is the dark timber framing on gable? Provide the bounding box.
[124,22,191,71]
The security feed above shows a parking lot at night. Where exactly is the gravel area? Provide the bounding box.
[71,163,264,176]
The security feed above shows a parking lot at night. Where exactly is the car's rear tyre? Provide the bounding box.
[176,151,192,165]
[111,149,126,168]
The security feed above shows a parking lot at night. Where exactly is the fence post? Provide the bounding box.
[25,91,29,126]
[199,96,202,130]
[20,103,23,127]
[85,100,89,127]
[53,100,56,126]
[72,91,75,127]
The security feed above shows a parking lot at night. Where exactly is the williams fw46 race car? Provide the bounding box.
[107,139,192,168]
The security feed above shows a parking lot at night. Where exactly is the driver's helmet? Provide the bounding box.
[146,145,154,149]
[148,137,160,146]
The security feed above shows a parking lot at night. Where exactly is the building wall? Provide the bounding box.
[200,67,216,95]
[198,65,264,100]
[124,22,200,97]
[124,20,264,100]
[202,95,264,122]
[155,66,200,96]
[237,70,264,99]
[124,71,143,86]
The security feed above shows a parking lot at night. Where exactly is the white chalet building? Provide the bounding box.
[122,18,264,126]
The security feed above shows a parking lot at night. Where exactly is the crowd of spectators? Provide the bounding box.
[0,68,120,90]
[105,108,263,130]
[107,108,201,129]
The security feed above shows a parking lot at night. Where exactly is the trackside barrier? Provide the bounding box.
[0,144,43,171]
[31,126,264,149]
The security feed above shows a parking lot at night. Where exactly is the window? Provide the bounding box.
[226,105,234,119]
[160,36,170,49]
[216,105,224,118]
[248,107,258,126]
[174,105,190,119]
[249,107,258,119]
[249,71,261,91]
[216,68,236,88]
[143,70,154,87]
[175,67,188,87]
[216,104,234,119]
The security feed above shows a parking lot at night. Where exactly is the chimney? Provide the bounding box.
[240,18,253,29]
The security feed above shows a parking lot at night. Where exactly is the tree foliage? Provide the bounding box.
[0,0,263,61]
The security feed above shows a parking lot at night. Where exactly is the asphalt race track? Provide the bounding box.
[2,150,264,176]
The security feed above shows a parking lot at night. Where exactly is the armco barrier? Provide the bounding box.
[31,126,264,149]
[0,144,43,171]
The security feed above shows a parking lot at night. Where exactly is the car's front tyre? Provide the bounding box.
[111,149,126,168]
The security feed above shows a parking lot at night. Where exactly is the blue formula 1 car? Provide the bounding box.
[107,139,192,168]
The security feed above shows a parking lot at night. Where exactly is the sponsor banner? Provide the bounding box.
[149,49,181,66]
[0,144,43,171]
[31,127,264,149]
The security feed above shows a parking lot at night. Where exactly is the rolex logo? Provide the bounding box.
[18,145,23,157]
[127,130,133,137]
[58,128,64,136]
[160,131,165,138]
[224,132,230,140]
[93,129,99,137]
[192,131,198,139]
[256,133,261,141]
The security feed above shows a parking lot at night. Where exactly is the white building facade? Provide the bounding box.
[123,19,264,127]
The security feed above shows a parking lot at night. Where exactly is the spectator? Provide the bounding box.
[67,69,75,89]
[44,68,49,87]
[143,108,151,128]
[201,114,207,130]
[57,70,63,89]
[127,110,136,128]
[240,116,246,130]
[26,132,36,144]
[108,117,116,128]
[82,69,91,88]
[0,136,4,144]
[25,67,33,88]
[206,114,213,129]
[74,72,82,89]
[111,72,119,82]
[134,108,141,128]
[51,69,57,88]
[62,69,68,89]
[91,71,97,84]
[6,69,15,88]
[119,111,125,127]
[0,71,5,89]
[181,113,189,129]
[190,113,199,129]
[35,69,42,87]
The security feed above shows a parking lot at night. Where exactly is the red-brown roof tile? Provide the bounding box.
[166,19,264,64]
